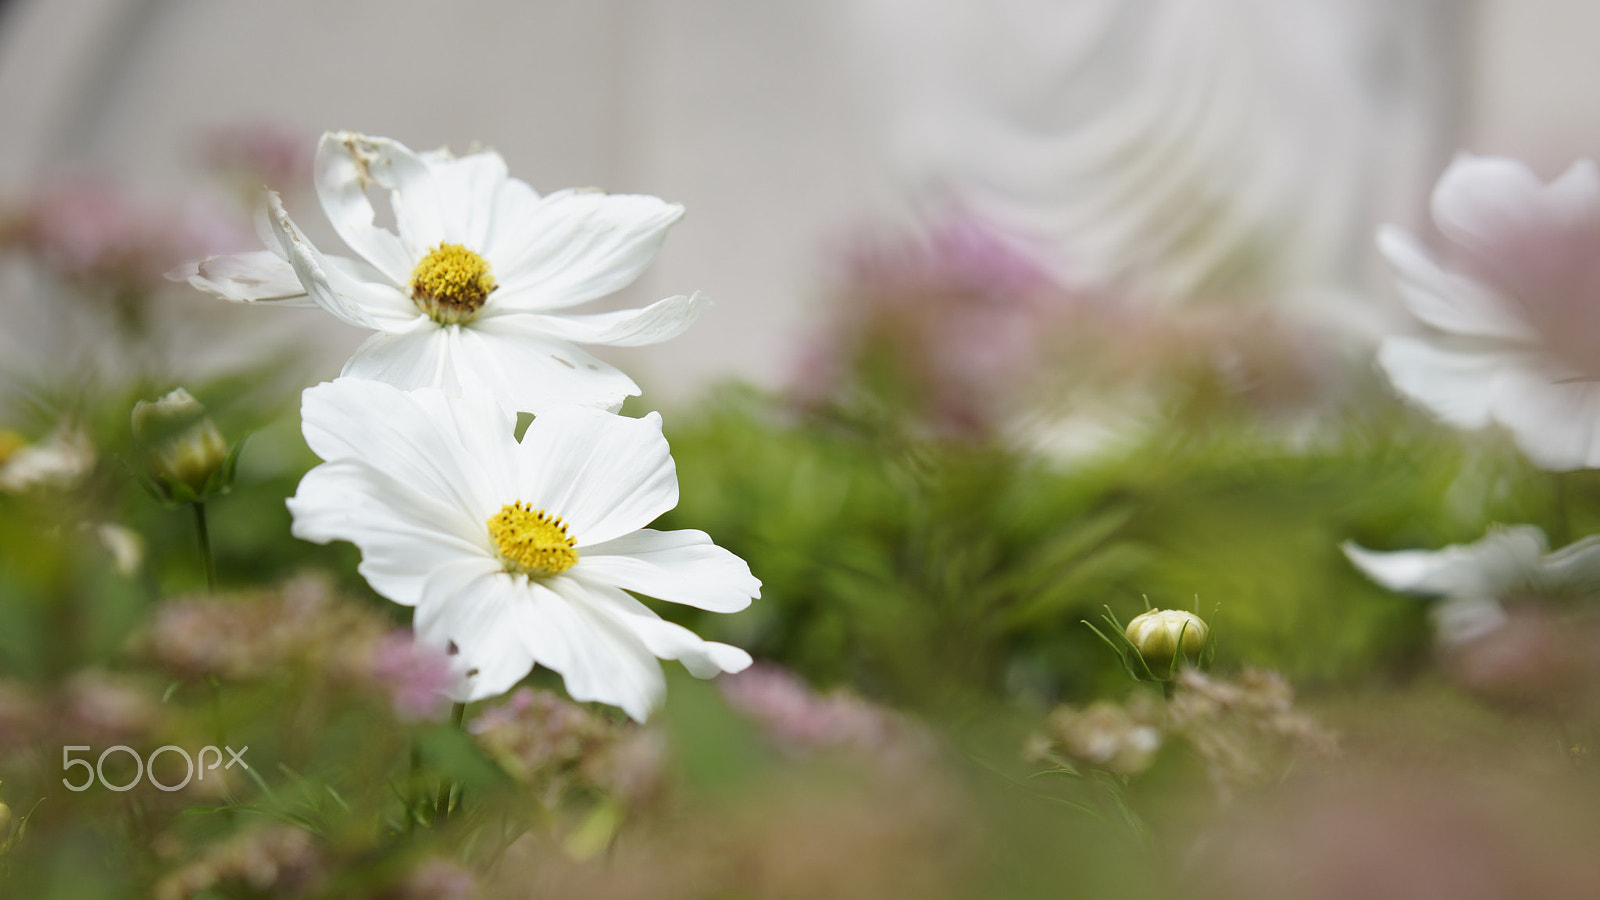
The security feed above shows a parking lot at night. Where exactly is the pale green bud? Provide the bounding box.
[132,388,230,501]
[0,801,11,833]
[1124,609,1208,670]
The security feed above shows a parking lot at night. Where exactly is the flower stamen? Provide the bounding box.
[488,501,577,577]
[411,243,496,324]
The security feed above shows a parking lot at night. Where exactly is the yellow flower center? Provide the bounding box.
[410,243,496,324]
[487,501,578,577]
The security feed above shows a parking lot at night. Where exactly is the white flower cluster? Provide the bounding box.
[178,132,759,720]
[1352,154,1600,643]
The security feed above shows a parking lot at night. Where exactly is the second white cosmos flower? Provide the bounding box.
[175,130,707,414]
[287,378,759,720]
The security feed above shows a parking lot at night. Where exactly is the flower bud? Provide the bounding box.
[0,801,11,833]
[1125,609,1208,670]
[132,388,229,501]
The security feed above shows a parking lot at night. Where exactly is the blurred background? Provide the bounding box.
[0,0,1595,405]
[10,2,1600,897]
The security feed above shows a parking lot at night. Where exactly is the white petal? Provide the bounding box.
[513,408,678,546]
[487,190,684,311]
[1544,159,1600,226]
[341,320,637,414]
[314,132,416,285]
[168,250,316,305]
[340,326,476,399]
[490,175,541,246]
[288,460,492,606]
[298,379,512,522]
[417,570,536,702]
[1377,228,1537,342]
[320,131,445,260]
[1432,598,1510,645]
[490,291,710,348]
[521,575,667,720]
[461,315,642,413]
[575,527,759,613]
[426,149,508,250]
[1376,336,1527,431]
[1342,525,1548,598]
[1539,533,1600,590]
[1431,154,1547,261]
[265,192,419,331]
[579,581,753,679]
[1490,366,1600,471]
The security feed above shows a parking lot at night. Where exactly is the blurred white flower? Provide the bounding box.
[1343,525,1600,644]
[95,523,144,577]
[287,379,758,720]
[0,425,95,492]
[1378,154,1600,470]
[173,131,707,414]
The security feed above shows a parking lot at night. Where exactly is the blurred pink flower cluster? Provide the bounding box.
[840,213,1053,299]
[797,212,1065,436]
[366,632,460,722]
[800,210,1339,442]
[469,687,665,804]
[153,826,323,900]
[719,664,928,765]
[9,174,250,288]
[198,121,313,190]
[145,574,457,722]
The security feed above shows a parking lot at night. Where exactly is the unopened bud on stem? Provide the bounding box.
[132,388,231,502]
[1125,609,1208,670]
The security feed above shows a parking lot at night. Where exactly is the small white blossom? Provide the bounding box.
[0,426,95,493]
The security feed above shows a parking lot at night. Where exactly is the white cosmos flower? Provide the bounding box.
[286,378,759,720]
[1377,153,1600,470]
[1343,525,1600,644]
[172,131,707,415]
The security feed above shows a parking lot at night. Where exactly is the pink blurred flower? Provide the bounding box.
[1378,154,1600,470]
[720,664,925,763]
[366,631,458,722]
[800,212,1065,436]
[200,121,313,189]
[840,212,1053,299]
[468,686,659,801]
[17,174,250,287]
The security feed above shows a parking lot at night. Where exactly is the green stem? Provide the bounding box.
[1551,471,1573,548]
[435,702,466,826]
[192,501,216,594]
